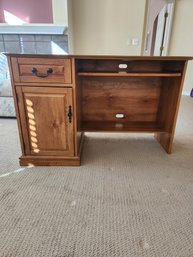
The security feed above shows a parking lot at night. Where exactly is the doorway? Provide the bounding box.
[143,0,175,56]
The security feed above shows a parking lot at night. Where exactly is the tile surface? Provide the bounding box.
[4,42,21,53]
[36,42,52,54]
[3,34,20,41]
[20,35,35,42]
[0,41,5,52]
[21,41,36,54]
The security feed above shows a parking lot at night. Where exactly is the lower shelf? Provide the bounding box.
[80,121,163,133]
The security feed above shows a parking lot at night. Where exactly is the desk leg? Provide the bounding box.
[154,132,173,154]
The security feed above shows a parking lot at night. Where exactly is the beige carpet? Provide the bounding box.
[0,96,193,257]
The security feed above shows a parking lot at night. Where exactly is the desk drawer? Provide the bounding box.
[13,58,72,84]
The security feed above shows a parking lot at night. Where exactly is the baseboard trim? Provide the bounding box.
[182,90,190,96]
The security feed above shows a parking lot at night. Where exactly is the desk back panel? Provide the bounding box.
[80,76,161,123]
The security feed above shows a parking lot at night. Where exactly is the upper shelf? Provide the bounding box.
[77,72,182,77]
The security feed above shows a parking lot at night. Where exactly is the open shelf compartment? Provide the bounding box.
[76,58,185,74]
[77,76,165,133]
[75,58,185,134]
[80,121,163,133]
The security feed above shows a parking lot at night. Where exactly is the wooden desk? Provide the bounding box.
[6,54,192,166]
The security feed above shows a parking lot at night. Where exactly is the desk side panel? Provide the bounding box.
[155,61,188,153]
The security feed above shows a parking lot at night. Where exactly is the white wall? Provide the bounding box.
[52,0,68,25]
[70,0,146,55]
[67,0,193,92]
[169,0,193,93]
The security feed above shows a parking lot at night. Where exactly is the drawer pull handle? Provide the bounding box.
[31,67,53,78]
[68,105,72,123]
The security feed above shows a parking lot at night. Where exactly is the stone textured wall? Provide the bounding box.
[0,34,68,54]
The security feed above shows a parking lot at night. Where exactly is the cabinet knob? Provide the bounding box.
[31,67,53,78]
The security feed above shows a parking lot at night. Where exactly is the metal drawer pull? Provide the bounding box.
[31,67,53,78]
[68,105,72,123]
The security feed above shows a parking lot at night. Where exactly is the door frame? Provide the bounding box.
[142,0,176,56]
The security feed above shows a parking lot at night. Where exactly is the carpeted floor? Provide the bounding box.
[0,96,193,257]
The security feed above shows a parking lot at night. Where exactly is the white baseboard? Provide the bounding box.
[182,90,190,96]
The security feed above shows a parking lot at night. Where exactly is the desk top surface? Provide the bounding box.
[4,53,193,61]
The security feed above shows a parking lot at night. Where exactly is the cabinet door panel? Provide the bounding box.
[16,86,74,156]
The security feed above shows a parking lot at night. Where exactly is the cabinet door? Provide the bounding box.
[16,86,74,156]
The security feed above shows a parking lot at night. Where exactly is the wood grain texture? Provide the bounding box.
[155,62,188,153]
[81,121,162,133]
[13,83,74,88]
[72,58,83,155]
[80,76,161,123]
[16,86,31,154]
[17,58,72,84]
[5,53,193,61]
[19,156,81,166]
[17,58,69,65]
[19,134,84,166]
[7,54,192,166]
[11,57,20,82]
[78,72,181,77]
[17,86,74,157]
[76,59,163,73]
